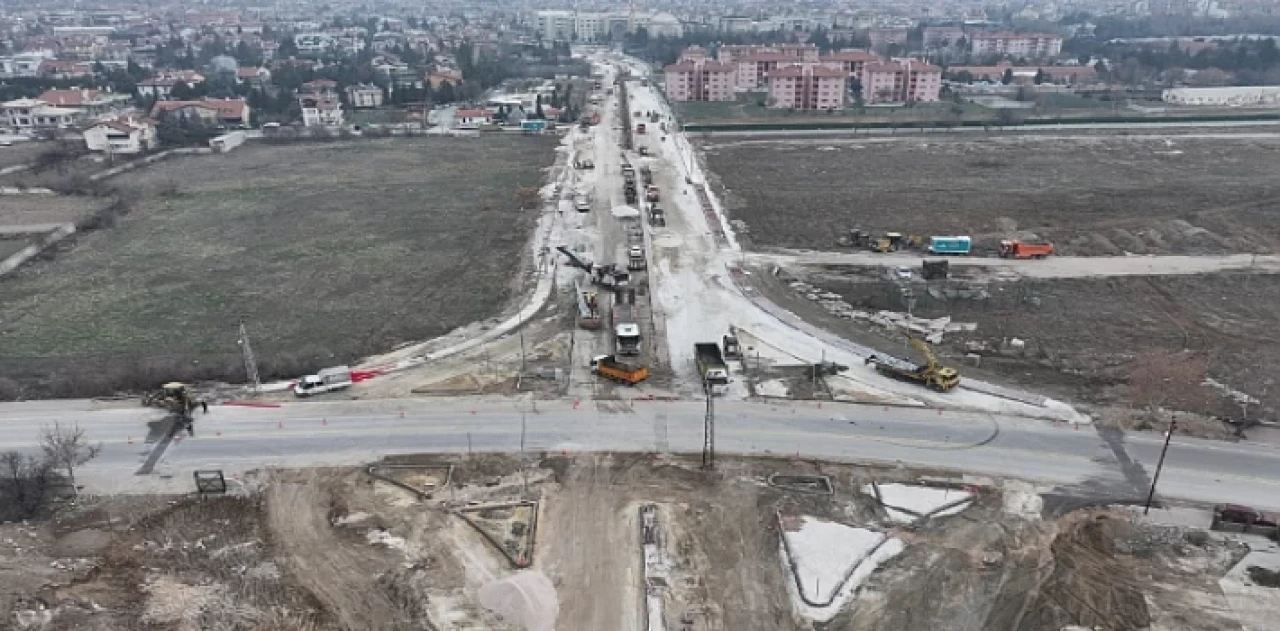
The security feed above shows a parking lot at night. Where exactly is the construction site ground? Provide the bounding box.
[751,263,1279,433]
[700,132,1280,256]
[2,453,1270,630]
[0,137,557,398]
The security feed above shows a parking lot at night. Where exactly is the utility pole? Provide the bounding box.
[1144,415,1177,515]
[702,380,715,469]
[520,411,528,496]
[238,318,261,396]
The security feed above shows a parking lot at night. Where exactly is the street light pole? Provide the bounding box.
[1143,415,1176,515]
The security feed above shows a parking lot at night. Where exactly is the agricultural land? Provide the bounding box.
[0,136,557,397]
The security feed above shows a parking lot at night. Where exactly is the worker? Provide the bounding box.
[200,400,208,414]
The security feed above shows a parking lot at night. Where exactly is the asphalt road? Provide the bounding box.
[2,398,1278,510]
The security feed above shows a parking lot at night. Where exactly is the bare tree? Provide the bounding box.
[39,422,102,494]
[0,451,53,520]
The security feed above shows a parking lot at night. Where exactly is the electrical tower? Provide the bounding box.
[238,318,261,396]
[702,380,715,469]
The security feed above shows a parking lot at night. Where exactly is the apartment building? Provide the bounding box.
[923,26,966,49]
[717,43,818,64]
[969,33,1063,58]
[820,49,881,81]
[663,59,736,102]
[733,53,795,91]
[767,65,847,110]
[869,27,910,50]
[861,60,943,104]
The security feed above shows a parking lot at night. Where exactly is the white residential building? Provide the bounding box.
[2,98,79,131]
[345,84,384,109]
[83,117,158,154]
[300,96,344,127]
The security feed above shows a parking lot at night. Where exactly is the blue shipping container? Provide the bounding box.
[928,236,972,255]
[521,120,547,131]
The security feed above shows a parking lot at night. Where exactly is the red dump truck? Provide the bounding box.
[998,240,1055,259]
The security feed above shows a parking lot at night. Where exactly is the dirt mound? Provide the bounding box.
[52,529,112,557]
[988,511,1151,630]
[478,571,559,631]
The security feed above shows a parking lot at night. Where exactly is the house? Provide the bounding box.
[2,98,79,130]
[300,96,344,127]
[37,89,127,117]
[38,59,94,80]
[345,84,384,109]
[151,98,249,127]
[428,69,462,89]
[83,116,158,154]
[300,79,339,98]
[137,70,206,99]
[454,108,493,129]
[236,66,271,87]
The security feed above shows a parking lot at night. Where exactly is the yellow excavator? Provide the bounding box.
[142,382,207,419]
[865,338,961,392]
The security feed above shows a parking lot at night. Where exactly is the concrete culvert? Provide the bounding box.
[478,570,559,631]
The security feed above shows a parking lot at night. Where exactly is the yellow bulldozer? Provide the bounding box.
[142,382,207,419]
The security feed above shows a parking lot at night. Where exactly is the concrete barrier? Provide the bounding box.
[0,223,76,278]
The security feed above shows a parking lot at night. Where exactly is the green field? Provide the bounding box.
[0,136,558,396]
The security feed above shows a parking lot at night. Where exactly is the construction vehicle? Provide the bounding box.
[590,355,649,385]
[922,259,950,280]
[575,280,602,329]
[722,333,741,359]
[695,343,730,394]
[865,338,960,392]
[649,205,666,227]
[844,229,871,248]
[575,195,591,213]
[646,185,660,202]
[871,237,897,253]
[627,245,646,271]
[624,183,637,205]
[556,246,630,289]
[612,290,641,356]
[142,382,206,418]
[636,123,646,135]
[294,366,353,397]
[927,236,972,255]
[998,240,1055,259]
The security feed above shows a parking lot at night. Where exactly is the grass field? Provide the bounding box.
[0,136,558,396]
[701,134,1280,256]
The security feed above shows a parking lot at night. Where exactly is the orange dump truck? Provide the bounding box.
[590,355,649,385]
[998,240,1055,259]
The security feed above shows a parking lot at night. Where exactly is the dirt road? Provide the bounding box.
[266,478,407,630]
[749,250,1280,279]
[538,454,641,631]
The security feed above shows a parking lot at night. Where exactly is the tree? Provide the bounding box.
[39,422,100,493]
[1034,68,1048,85]
[534,94,544,119]
[1,451,52,520]
[435,80,456,103]
[1001,68,1015,85]
[995,108,1023,126]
